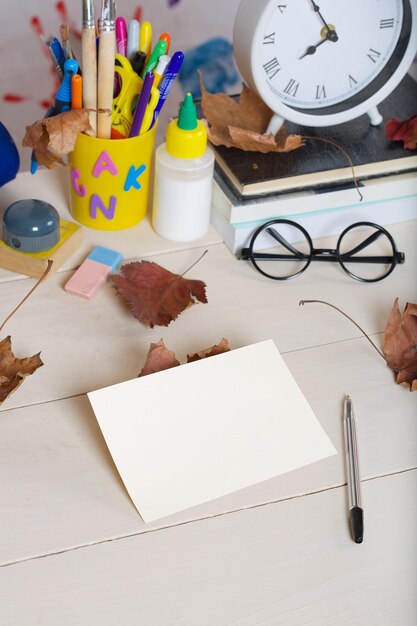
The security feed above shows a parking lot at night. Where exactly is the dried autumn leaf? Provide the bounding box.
[187,338,230,363]
[383,298,417,391]
[200,74,303,153]
[385,115,417,150]
[138,339,180,377]
[112,260,207,328]
[22,109,92,168]
[0,336,43,405]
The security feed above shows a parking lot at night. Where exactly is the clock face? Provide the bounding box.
[258,0,411,114]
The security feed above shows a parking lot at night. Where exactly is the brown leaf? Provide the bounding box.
[200,73,303,153]
[187,338,230,363]
[138,339,180,377]
[385,115,417,150]
[383,298,417,391]
[22,109,92,168]
[111,261,207,328]
[0,336,43,404]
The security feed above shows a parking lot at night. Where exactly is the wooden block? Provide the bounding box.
[0,220,83,279]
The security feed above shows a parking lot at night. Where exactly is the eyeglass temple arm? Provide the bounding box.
[340,230,405,263]
[265,227,307,258]
[342,230,384,256]
[239,228,309,260]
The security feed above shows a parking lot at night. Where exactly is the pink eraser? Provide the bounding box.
[64,258,112,299]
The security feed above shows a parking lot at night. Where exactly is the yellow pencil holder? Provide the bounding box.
[68,124,156,230]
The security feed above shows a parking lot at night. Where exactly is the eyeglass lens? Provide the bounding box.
[338,224,396,281]
[250,221,312,279]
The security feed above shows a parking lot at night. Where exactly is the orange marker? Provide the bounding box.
[159,32,171,54]
[71,74,83,109]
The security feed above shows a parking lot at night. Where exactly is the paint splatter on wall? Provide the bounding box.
[179,37,239,99]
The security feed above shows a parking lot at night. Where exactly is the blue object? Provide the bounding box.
[50,37,66,73]
[2,199,60,252]
[88,246,124,272]
[0,123,20,186]
[55,58,79,113]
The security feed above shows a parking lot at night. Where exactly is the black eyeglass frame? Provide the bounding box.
[240,219,405,283]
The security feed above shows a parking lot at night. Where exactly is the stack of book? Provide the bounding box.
[210,75,417,254]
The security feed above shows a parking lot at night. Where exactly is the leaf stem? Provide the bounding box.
[299,299,386,361]
[301,135,363,201]
[0,260,53,335]
[181,249,208,277]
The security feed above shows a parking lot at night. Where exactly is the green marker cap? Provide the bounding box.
[177,93,198,131]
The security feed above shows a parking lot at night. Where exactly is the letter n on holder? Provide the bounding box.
[90,194,117,220]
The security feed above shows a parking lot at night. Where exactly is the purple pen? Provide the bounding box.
[129,72,155,137]
[151,51,184,127]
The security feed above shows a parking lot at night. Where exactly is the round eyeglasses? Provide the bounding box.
[240,220,405,282]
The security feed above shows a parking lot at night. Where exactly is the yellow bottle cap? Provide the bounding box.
[166,93,207,159]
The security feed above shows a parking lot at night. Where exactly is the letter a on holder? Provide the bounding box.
[92,151,118,177]
[124,164,146,191]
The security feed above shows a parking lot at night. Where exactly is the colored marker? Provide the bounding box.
[131,51,147,77]
[43,35,64,81]
[71,74,83,109]
[143,39,167,76]
[116,16,128,56]
[127,19,140,61]
[159,32,171,54]
[154,54,170,88]
[50,36,66,73]
[139,20,152,61]
[151,51,184,127]
[129,71,155,137]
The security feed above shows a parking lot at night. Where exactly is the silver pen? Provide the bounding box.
[344,395,364,543]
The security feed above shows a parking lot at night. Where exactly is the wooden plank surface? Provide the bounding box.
[1,470,416,626]
[0,168,222,282]
[1,334,415,566]
[1,166,416,625]
[0,228,415,411]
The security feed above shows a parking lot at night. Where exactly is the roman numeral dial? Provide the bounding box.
[257,0,404,110]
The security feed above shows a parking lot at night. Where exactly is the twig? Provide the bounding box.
[299,298,386,360]
[0,260,54,335]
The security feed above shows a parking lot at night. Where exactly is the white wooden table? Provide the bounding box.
[0,168,416,626]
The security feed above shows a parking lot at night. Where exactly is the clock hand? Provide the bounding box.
[299,28,337,59]
[299,36,328,59]
[310,0,338,42]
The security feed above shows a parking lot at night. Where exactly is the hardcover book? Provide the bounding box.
[212,169,417,225]
[211,74,417,199]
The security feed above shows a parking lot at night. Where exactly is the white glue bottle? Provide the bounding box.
[152,92,214,241]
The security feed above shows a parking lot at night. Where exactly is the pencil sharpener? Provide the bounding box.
[2,199,60,252]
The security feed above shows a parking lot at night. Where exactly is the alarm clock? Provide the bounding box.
[233,0,417,133]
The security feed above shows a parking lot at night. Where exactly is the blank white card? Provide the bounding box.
[88,340,336,522]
